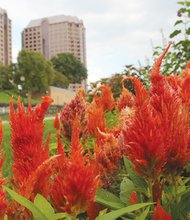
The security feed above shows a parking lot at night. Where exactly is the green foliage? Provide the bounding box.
[5,187,70,220]
[123,64,151,89]
[88,72,136,100]
[51,70,69,88]
[120,177,135,205]
[51,53,87,83]
[105,110,119,129]
[95,203,153,220]
[95,188,125,210]
[0,64,15,90]
[153,0,190,75]
[16,49,54,97]
[123,157,148,194]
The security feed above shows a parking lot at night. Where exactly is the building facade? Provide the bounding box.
[22,15,86,66]
[0,8,12,65]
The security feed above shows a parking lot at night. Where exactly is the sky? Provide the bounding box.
[1,0,179,83]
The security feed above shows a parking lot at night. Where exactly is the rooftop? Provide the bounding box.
[0,8,7,14]
[27,14,83,28]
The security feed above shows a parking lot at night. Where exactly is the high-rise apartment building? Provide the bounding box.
[22,15,86,66]
[0,8,12,65]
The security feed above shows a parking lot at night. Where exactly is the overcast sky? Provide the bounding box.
[1,0,179,82]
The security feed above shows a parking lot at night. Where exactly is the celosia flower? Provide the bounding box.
[51,118,99,216]
[93,84,115,112]
[60,89,88,139]
[87,105,107,139]
[9,96,57,217]
[121,43,190,179]
[153,201,172,220]
[117,78,134,111]
[94,131,121,187]
[54,111,60,130]
[130,191,137,205]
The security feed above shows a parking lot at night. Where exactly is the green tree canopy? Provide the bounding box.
[16,49,53,97]
[0,64,14,90]
[51,70,69,89]
[51,53,87,83]
[153,0,190,75]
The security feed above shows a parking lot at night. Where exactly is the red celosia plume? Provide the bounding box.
[117,78,134,111]
[94,131,121,187]
[121,43,190,179]
[153,201,172,220]
[93,84,115,112]
[52,117,99,216]
[87,105,107,139]
[60,89,88,140]
[9,96,57,217]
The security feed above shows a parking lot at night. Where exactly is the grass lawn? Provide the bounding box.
[0,90,41,105]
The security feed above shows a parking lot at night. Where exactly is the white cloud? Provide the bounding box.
[1,0,179,82]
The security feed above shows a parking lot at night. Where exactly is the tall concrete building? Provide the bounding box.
[22,15,86,66]
[0,8,12,65]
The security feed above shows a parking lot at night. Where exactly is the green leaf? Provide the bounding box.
[50,213,71,220]
[96,209,108,218]
[135,206,150,220]
[177,1,185,5]
[186,28,190,35]
[95,203,153,220]
[4,187,48,220]
[123,157,147,193]
[174,20,183,26]
[34,194,55,216]
[172,191,190,220]
[95,188,125,209]
[120,177,135,205]
[180,7,188,13]
[170,30,181,38]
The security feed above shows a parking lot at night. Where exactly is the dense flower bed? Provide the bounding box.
[0,44,190,219]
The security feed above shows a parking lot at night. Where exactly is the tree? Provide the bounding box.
[51,53,87,83]
[51,70,69,88]
[0,64,14,90]
[153,0,190,75]
[16,49,53,98]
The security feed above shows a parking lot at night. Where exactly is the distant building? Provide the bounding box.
[22,15,86,66]
[0,8,12,65]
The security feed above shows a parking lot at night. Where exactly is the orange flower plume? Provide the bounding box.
[153,201,172,220]
[121,43,190,178]
[52,117,99,216]
[93,84,115,112]
[87,106,107,139]
[0,120,8,218]
[117,78,134,111]
[9,96,57,217]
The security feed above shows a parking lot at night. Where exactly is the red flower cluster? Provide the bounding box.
[117,83,134,111]
[9,96,58,217]
[60,88,88,140]
[93,84,115,112]
[94,132,121,187]
[52,118,99,216]
[121,43,190,179]
[153,201,172,220]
